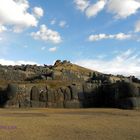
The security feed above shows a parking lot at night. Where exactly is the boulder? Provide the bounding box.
[6,84,18,100]
[82,83,99,107]
[63,87,72,101]
[76,84,85,101]
[30,86,39,101]
[38,86,47,102]
[4,84,19,108]
[18,85,31,108]
[57,88,64,102]
[83,83,97,94]
[116,82,139,99]
[47,88,56,107]
[117,97,140,109]
[69,85,78,100]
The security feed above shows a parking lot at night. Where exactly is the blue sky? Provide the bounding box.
[0,0,140,77]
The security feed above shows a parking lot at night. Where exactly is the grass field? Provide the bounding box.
[0,108,140,140]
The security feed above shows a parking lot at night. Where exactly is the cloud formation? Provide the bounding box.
[33,7,44,18]
[0,59,38,66]
[86,0,106,18]
[74,0,140,19]
[0,25,7,33]
[135,20,140,32]
[107,0,140,19]
[50,19,56,25]
[48,47,57,52]
[74,0,90,12]
[88,33,132,41]
[31,24,62,44]
[0,0,43,32]
[59,21,67,28]
[75,49,140,78]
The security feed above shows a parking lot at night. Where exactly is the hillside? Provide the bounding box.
[0,60,140,109]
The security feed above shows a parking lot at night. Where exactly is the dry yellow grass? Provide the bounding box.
[0,108,140,140]
[54,63,98,75]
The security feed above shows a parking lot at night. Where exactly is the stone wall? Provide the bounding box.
[0,81,140,109]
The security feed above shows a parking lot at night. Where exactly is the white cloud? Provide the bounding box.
[51,19,68,28]
[48,47,57,52]
[0,59,38,66]
[0,0,43,32]
[33,7,44,18]
[115,33,132,40]
[107,0,140,19]
[59,21,67,28]
[12,26,25,33]
[0,25,7,33]
[75,49,140,78]
[50,19,56,25]
[85,0,106,18]
[74,0,90,12]
[31,24,62,44]
[135,20,140,32]
[74,0,140,19]
[88,33,132,41]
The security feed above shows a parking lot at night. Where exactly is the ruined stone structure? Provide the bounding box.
[0,60,140,109]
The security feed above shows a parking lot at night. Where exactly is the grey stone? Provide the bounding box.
[69,85,78,100]
[63,87,72,101]
[117,97,140,109]
[30,86,39,101]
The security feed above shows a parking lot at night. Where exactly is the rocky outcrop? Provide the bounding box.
[0,60,140,109]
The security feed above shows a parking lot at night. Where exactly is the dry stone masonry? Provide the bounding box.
[0,60,140,109]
